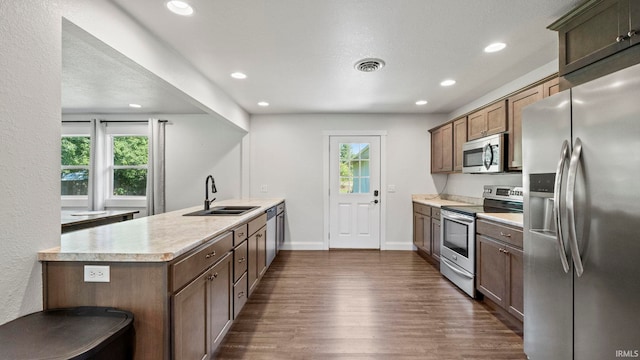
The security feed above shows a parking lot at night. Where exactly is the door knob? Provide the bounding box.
[371,199,379,204]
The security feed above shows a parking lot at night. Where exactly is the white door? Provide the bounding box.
[329,136,381,249]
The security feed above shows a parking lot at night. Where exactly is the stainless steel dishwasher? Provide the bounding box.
[266,206,277,266]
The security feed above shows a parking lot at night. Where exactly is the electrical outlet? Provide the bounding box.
[260,184,268,193]
[387,185,396,193]
[84,265,110,283]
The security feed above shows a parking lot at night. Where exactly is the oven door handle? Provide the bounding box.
[442,212,474,224]
[441,258,474,279]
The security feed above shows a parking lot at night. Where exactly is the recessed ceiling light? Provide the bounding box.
[440,79,456,87]
[166,1,193,16]
[415,100,428,106]
[128,103,142,108]
[484,42,507,53]
[230,72,247,79]
[257,101,270,107]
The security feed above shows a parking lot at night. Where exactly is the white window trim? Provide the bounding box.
[61,121,149,210]
[103,123,148,208]
[61,124,92,209]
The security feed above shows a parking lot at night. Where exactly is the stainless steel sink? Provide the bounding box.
[183,206,259,216]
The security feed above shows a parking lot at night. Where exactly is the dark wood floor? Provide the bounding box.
[214,250,526,359]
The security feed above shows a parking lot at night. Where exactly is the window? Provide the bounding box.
[339,142,370,194]
[61,121,149,210]
[110,136,148,197]
[61,136,91,196]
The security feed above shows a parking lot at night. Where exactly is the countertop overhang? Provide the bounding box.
[39,198,284,263]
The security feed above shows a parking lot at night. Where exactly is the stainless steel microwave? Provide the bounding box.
[462,133,505,173]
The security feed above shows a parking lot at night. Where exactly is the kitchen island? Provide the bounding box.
[39,198,285,360]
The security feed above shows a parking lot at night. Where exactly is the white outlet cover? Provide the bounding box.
[387,185,396,192]
[84,265,110,282]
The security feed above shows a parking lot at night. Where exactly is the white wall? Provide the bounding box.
[249,113,447,250]
[0,2,62,325]
[61,0,250,132]
[165,115,245,211]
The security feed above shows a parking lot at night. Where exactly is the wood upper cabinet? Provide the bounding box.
[507,78,559,171]
[476,219,524,322]
[467,100,507,141]
[550,0,636,77]
[452,117,467,172]
[543,77,560,97]
[508,85,544,171]
[430,123,453,173]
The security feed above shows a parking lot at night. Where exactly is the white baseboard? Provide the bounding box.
[382,242,415,251]
[280,242,325,251]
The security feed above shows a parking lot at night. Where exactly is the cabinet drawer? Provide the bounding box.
[432,207,441,220]
[170,232,233,292]
[248,213,267,236]
[476,219,523,248]
[276,202,285,214]
[413,203,431,216]
[233,272,248,319]
[234,240,248,283]
[233,224,248,246]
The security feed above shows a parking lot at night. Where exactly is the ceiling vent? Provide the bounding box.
[354,58,385,72]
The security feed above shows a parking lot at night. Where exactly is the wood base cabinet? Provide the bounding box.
[413,202,441,265]
[172,252,233,360]
[476,219,524,321]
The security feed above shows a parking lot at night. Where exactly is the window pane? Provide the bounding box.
[61,169,89,195]
[360,177,370,193]
[113,169,147,196]
[338,142,372,194]
[61,136,90,166]
[360,144,370,159]
[340,177,353,194]
[113,136,148,166]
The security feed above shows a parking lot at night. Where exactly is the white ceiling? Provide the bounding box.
[63,0,582,115]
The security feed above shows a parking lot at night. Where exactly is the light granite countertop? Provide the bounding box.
[411,194,478,208]
[39,198,284,263]
[477,212,523,228]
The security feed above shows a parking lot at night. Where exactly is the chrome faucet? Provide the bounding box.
[204,175,217,210]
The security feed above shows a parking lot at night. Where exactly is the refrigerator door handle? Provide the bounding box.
[554,140,571,273]
[566,137,585,277]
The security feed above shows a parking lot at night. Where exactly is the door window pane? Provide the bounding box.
[61,169,89,195]
[339,142,371,194]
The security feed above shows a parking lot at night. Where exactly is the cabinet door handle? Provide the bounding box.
[238,257,245,263]
[237,232,245,238]
[629,30,637,38]
[205,251,216,258]
[616,35,628,42]
[500,232,511,238]
[238,291,245,298]
[207,272,218,281]
[256,233,263,238]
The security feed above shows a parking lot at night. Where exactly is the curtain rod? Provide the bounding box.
[99,120,168,123]
[62,120,168,123]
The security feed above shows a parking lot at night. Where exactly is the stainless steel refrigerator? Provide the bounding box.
[523,63,640,360]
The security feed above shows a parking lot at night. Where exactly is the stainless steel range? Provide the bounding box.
[439,185,523,298]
